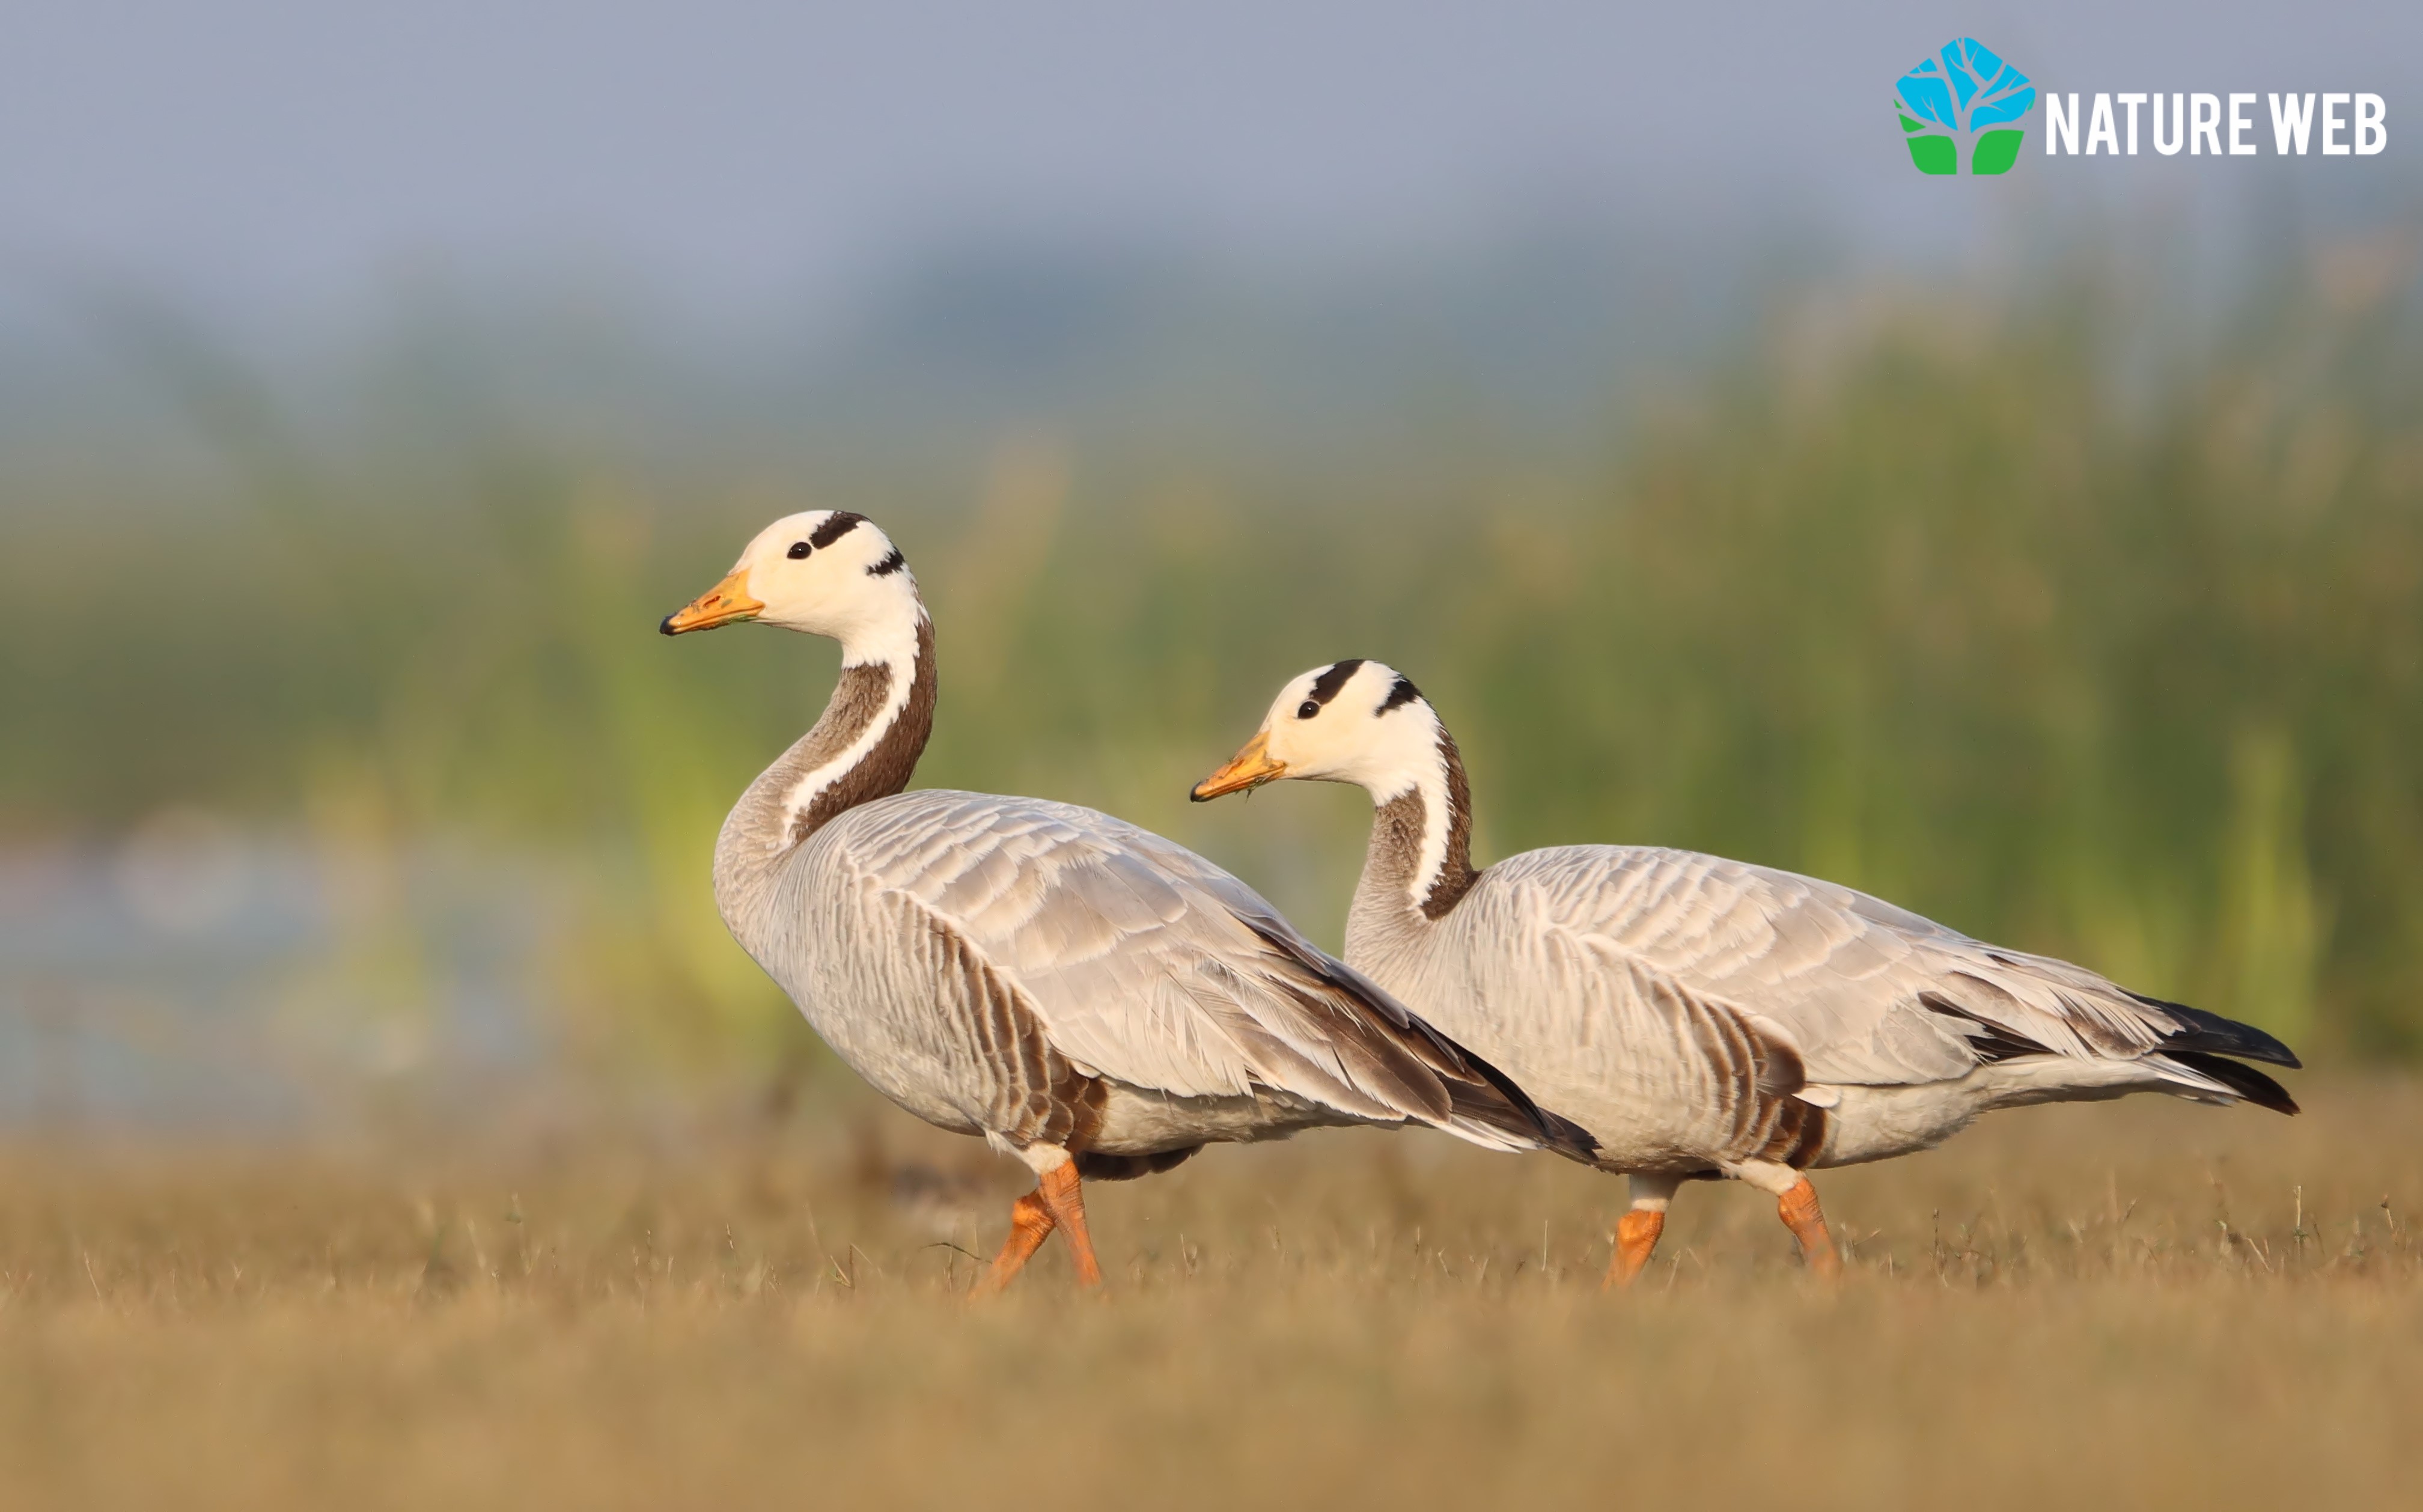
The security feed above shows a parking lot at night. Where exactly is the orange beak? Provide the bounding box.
[1190,730,1286,801]
[660,570,764,635]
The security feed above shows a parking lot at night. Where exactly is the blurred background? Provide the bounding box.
[4,1,2420,1139]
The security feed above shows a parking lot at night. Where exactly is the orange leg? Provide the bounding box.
[1604,1173,1682,1290]
[980,1190,1057,1293]
[1776,1177,1841,1278]
[1034,1159,1103,1287]
[1603,1208,1666,1288]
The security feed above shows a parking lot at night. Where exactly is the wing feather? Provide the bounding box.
[827,791,1587,1155]
[1466,846,2297,1099]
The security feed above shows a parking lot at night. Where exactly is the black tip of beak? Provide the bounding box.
[658,615,678,637]
[1188,787,1208,803]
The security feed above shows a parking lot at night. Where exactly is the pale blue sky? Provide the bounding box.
[4,1,2414,328]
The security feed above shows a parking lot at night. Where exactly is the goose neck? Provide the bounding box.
[716,611,937,886]
[1347,725,1480,950]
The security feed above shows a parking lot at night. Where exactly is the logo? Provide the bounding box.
[2045,92,2386,157]
[1895,38,2037,175]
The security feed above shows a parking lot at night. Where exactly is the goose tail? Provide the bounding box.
[2134,994,2302,1114]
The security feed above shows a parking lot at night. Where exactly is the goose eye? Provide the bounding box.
[1297,700,1320,719]
[787,541,811,559]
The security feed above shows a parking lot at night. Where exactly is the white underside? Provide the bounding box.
[1090,1078,1367,1154]
[1808,1056,2204,1169]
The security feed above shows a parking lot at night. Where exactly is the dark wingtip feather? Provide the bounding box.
[1239,916,1597,1162]
[2163,1051,2301,1115]
[1439,1043,1602,1164]
[2133,995,2303,1068]
[1534,1105,1602,1162]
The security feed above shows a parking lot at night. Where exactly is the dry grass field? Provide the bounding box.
[4,1079,2418,1511]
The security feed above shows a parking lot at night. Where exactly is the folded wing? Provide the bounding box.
[1472,846,2297,1111]
[835,792,1593,1156]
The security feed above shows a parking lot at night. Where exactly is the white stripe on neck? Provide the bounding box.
[774,609,926,847]
[1363,713,1455,913]
[1404,758,1455,912]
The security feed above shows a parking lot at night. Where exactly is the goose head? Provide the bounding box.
[661,510,918,656]
[1192,659,1443,803]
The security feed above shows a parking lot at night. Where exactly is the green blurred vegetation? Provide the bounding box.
[5,242,2420,1068]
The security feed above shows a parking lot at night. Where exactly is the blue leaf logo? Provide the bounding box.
[1895,38,2037,175]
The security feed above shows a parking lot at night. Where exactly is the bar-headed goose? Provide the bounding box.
[1193,659,2299,1284]
[662,521,1592,1291]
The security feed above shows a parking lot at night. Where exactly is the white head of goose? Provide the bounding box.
[1194,659,2300,1285]
[662,518,1592,1291]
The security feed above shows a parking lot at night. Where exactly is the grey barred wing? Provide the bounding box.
[829,791,1580,1151]
[1468,846,2293,1104]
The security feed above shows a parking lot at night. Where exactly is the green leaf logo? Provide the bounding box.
[1895,38,2035,175]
